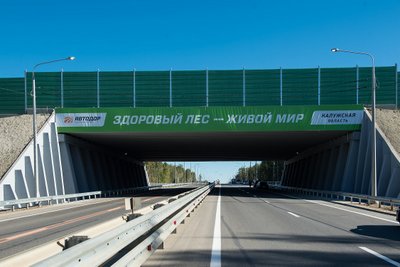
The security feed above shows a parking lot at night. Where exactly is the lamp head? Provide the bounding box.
[331,48,340,52]
[67,56,76,61]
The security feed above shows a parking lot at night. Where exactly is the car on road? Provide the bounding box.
[253,180,269,190]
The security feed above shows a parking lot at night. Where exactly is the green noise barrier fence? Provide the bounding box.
[0,66,398,115]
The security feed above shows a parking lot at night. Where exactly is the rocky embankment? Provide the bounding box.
[376,108,400,155]
[0,114,49,179]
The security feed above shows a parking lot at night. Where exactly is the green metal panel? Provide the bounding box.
[398,71,400,108]
[374,67,396,105]
[208,70,243,106]
[99,71,133,107]
[0,66,398,115]
[63,72,97,107]
[320,67,357,105]
[25,72,61,109]
[282,68,318,105]
[0,77,25,114]
[172,70,206,107]
[246,69,280,106]
[135,71,169,107]
[356,67,397,106]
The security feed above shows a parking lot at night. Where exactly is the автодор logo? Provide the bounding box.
[56,113,107,127]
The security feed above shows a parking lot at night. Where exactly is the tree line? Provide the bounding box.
[234,161,284,182]
[145,162,201,184]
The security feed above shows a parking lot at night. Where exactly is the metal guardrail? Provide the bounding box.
[0,191,102,211]
[33,183,213,267]
[272,184,400,211]
[0,183,199,211]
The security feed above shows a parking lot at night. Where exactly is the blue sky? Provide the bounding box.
[1,0,399,182]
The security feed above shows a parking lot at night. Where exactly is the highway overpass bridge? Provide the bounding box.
[1,104,399,202]
[0,67,400,266]
[1,66,399,201]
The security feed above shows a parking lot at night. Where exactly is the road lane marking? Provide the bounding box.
[304,199,398,224]
[359,246,400,266]
[0,206,123,244]
[264,200,270,203]
[142,196,165,203]
[287,212,300,218]
[0,199,120,223]
[0,195,165,223]
[278,193,398,224]
[210,186,221,267]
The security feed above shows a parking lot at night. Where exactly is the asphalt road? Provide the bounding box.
[143,185,400,267]
[0,187,195,259]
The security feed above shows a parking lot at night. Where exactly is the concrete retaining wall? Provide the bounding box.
[282,109,400,198]
[59,134,148,193]
[0,115,148,202]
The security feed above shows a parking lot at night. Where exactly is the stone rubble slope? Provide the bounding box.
[0,114,49,179]
[376,109,400,155]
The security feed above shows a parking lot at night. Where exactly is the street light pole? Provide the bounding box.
[32,57,75,197]
[331,48,377,200]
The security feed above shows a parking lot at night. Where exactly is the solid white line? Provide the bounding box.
[304,199,398,224]
[288,211,300,218]
[264,200,270,204]
[278,192,398,224]
[359,246,400,266]
[210,186,221,267]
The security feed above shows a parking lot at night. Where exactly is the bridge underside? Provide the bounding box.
[69,131,350,161]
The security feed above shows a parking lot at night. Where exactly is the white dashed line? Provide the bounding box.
[278,192,398,224]
[287,211,300,218]
[359,246,400,266]
[210,186,221,267]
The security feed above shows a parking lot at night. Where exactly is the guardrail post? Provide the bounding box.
[61,69,64,107]
[318,66,321,105]
[97,69,100,108]
[356,65,359,104]
[24,70,29,112]
[133,68,136,108]
[280,67,283,106]
[206,68,209,107]
[395,63,398,108]
[170,68,172,107]
[243,67,246,107]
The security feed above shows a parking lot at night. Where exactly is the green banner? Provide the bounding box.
[55,105,364,133]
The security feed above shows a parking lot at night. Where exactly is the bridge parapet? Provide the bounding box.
[0,66,398,115]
